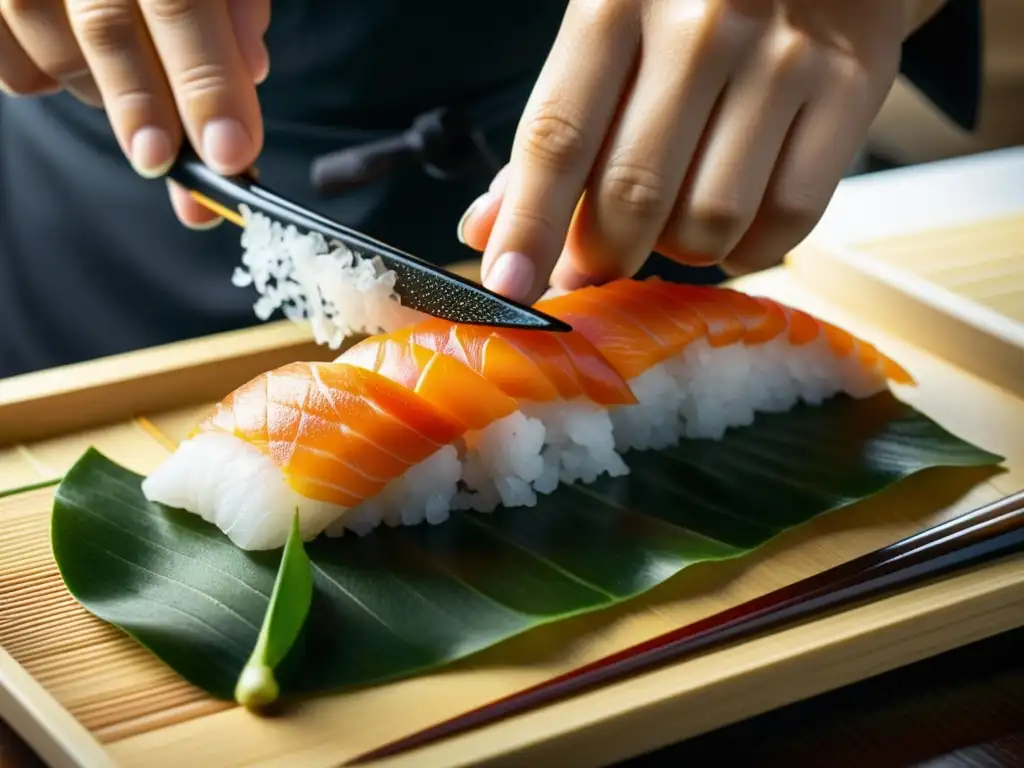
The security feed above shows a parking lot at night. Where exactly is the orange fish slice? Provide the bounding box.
[535,287,671,380]
[639,279,747,347]
[401,318,637,405]
[198,361,466,507]
[339,334,520,430]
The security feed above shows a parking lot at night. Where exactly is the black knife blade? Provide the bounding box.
[166,146,571,332]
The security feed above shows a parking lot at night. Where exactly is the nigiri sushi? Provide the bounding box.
[143,278,916,552]
[338,334,548,511]
[536,278,914,447]
[142,361,471,549]
[366,318,639,494]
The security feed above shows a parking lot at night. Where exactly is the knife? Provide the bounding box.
[165,145,571,332]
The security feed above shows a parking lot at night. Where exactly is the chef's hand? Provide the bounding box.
[459,0,947,303]
[0,0,269,229]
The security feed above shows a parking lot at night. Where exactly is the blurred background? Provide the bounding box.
[863,0,1023,170]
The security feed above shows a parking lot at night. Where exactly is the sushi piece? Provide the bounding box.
[141,361,472,549]
[338,334,548,512]
[138,277,918,553]
[536,278,915,446]
[387,317,638,493]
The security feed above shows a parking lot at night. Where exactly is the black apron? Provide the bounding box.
[0,0,980,377]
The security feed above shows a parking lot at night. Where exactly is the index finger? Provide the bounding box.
[138,0,262,174]
[481,0,638,303]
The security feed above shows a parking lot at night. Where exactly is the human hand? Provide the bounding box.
[458,0,947,303]
[0,0,270,228]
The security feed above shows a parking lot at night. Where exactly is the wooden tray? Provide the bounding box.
[789,146,1024,399]
[3,166,1024,766]
[786,215,1024,399]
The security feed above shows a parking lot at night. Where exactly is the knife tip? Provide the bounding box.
[506,304,572,333]
[537,315,573,333]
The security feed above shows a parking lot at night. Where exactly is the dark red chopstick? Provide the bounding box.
[345,490,1024,765]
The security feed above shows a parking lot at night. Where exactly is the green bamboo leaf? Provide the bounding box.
[234,512,313,710]
[50,393,1002,701]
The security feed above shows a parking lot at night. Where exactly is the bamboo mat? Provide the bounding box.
[2,249,1024,766]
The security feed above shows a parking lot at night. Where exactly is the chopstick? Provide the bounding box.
[188,191,245,228]
[163,145,573,331]
[345,489,1024,765]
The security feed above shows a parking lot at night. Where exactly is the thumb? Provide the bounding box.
[228,0,271,84]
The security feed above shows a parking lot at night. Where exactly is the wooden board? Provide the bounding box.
[3,151,1024,766]
[786,214,1024,400]
[793,145,1024,402]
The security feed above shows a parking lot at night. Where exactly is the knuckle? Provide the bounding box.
[0,69,49,95]
[572,0,633,31]
[600,161,667,220]
[505,202,562,244]
[767,27,814,69]
[691,200,746,240]
[140,0,199,24]
[0,0,32,17]
[104,83,159,116]
[764,191,823,233]
[760,27,817,88]
[675,200,749,257]
[69,1,137,52]
[696,4,768,63]
[173,61,231,98]
[519,105,588,171]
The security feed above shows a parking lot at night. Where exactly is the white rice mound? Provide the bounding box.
[326,445,462,538]
[232,207,424,348]
[142,431,463,549]
[522,400,630,492]
[622,335,891,443]
[605,329,889,447]
[453,411,548,513]
[142,431,344,551]
[609,363,687,453]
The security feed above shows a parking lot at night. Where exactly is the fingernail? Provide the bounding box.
[253,41,271,84]
[457,194,488,244]
[183,215,225,231]
[484,252,535,302]
[130,127,175,178]
[202,118,254,174]
[489,165,510,194]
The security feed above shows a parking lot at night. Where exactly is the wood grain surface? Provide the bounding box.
[856,214,1024,322]
[786,213,1024,401]
[4,625,1023,768]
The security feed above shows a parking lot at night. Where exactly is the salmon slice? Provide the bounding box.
[755,297,916,385]
[537,281,787,376]
[613,280,789,347]
[198,361,466,507]
[639,279,747,347]
[339,334,520,430]
[399,317,637,405]
[535,284,683,379]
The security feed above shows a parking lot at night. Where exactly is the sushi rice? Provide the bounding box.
[232,207,425,348]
